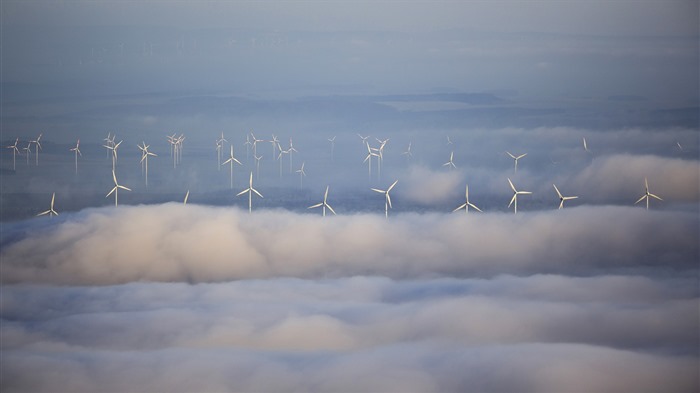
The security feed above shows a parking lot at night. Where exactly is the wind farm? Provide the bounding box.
[0,3,698,393]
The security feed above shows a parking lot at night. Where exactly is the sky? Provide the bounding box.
[1,1,699,392]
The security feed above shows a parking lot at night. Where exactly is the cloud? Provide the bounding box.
[401,165,463,205]
[570,154,700,203]
[1,204,697,285]
[2,275,698,392]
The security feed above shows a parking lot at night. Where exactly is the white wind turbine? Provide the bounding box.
[328,136,336,161]
[103,132,115,160]
[506,151,527,174]
[363,142,380,181]
[372,179,398,218]
[23,141,32,165]
[453,184,482,213]
[37,192,58,217]
[138,142,157,186]
[309,186,336,217]
[270,134,280,161]
[254,153,263,180]
[296,161,306,189]
[507,178,531,214]
[237,172,263,213]
[446,135,453,145]
[103,139,122,171]
[376,138,389,181]
[357,133,369,147]
[215,132,228,170]
[288,137,298,173]
[402,141,412,162]
[106,170,131,207]
[277,148,289,177]
[244,134,252,163]
[553,184,578,209]
[222,145,243,189]
[6,138,20,170]
[69,139,81,174]
[30,133,42,166]
[443,151,456,170]
[635,177,662,210]
[251,132,264,158]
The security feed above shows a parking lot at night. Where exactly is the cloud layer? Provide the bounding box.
[2,274,698,392]
[1,204,697,285]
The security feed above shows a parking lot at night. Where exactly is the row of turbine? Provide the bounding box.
[10,131,663,218]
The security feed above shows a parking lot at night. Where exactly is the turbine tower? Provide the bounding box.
[506,151,527,174]
[37,192,58,217]
[371,179,398,218]
[364,143,379,181]
[553,184,578,209]
[453,184,482,213]
[308,186,336,217]
[507,178,531,214]
[635,177,662,210]
[106,170,131,207]
[237,172,263,213]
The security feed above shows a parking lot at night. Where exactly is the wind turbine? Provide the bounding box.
[216,132,227,167]
[309,186,336,217]
[328,136,336,161]
[357,133,369,147]
[237,172,263,213]
[30,133,42,166]
[507,178,531,214]
[270,134,280,161]
[37,192,58,217]
[635,177,662,210]
[103,139,122,171]
[402,142,412,162]
[553,184,578,209]
[371,179,398,218]
[376,138,388,181]
[506,151,527,174]
[250,132,264,158]
[6,138,20,170]
[69,139,81,174]
[222,145,243,189]
[446,135,453,145]
[288,137,298,173]
[23,142,32,165]
[296,161,306,189]
[443,151,456,170]
[363,143,379,181]
[453,184,482,213]
[106,170,131,207]
[138,142,157,186]
[254,153,263,180]
[277,148,289,177]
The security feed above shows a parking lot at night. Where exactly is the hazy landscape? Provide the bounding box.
[1,1,698,392]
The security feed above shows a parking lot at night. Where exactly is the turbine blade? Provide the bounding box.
[237,188,250,196]
[252,188,263,198]
[507,178,516,192]
[106,187,117,197]
[326,204,337,215]
[553,184,562,198]
[371,188,385,193]
[469,203,483,212]
[309,203,323,209]
[649,193,663,201]
[118,185,131,191]
[388,180,398,191]
[453,203,467,212]
[635,195,647,204]
[37,210,50,216]
[508,194,516,207]
[386,193,392,208]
